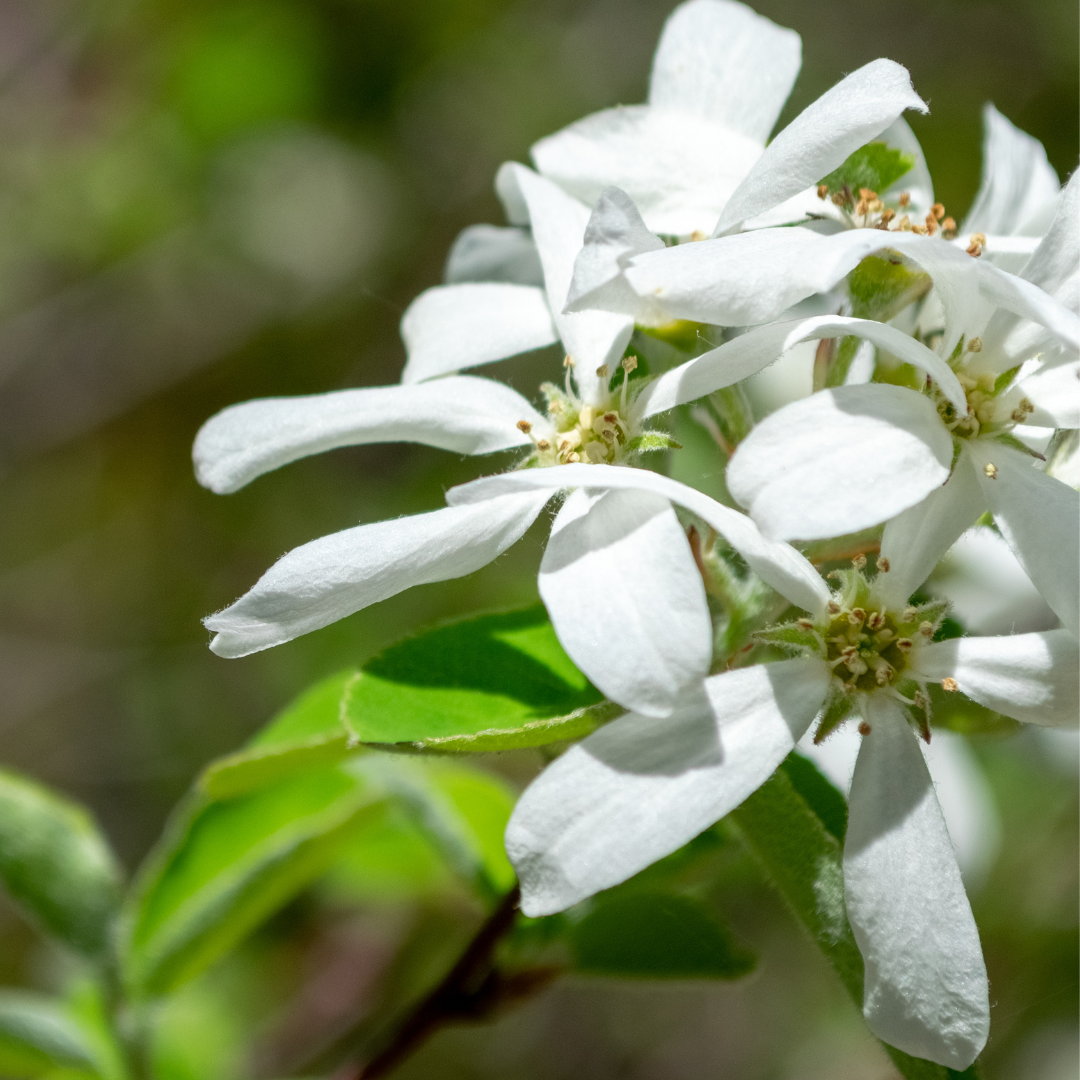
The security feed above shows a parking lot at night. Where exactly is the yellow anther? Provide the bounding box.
[931,202,946,221]
[866,611,886,631]
[941,677,959,692]
[912,224,929,235]
[536,439,550,451]
[831,191,848,206]
[817,184,829,200]
[896,215,912,231]
[797,618,814,631]
[690,230,707,242]
[849,607,866,624]
[622,355,638,373]
[858,721,872,736]
[827,600,841,615]
[898,192,911,208]
[852,554,867,570]
[967,233,986,258]
[967,337,982,353]
[859,188,878,201]
[595,364,609,379]
[563,355,575,368]
[919,621,935,637]
[896,638,913,653]
[516,420,533,434]
[984,462,998,479]
[941,216,957,238]
[566,451,581,463]
[880,208,896,224]
[876,556,890,573]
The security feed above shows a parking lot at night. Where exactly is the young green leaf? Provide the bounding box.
[356,757,516,902]
[819,142,915,198]
[0,991,99,1078]
[342,605,610,752]
[779,752,848,843]
[848,256,931,324]
[199,670,357,800]
[123,763,384,997]
[569,891,755,980]
[0,770,122,960]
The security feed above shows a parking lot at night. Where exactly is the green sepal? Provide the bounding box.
[199,671,356,800]
[848,256,931,323]
[827,567,872,611]
[0,769,123,960]
[812,691,853,748]
[990,430,1045,460]
[568,891,755,980]
[637,319,705,351]
[818,141,915,198]
[342,605,606,752]
[824,335,863,388]
[753,622,821,655]
[895,597,951,636]
[625,432,682,453]
[993,364,1023,395]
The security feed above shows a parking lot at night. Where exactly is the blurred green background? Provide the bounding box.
[0,0,1075,1077]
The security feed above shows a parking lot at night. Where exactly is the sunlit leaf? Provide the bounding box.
[0,770,122,959]
[569,891,755,980]
[200,671,356,800]
[819,141,915,197]
[342,605,610,752]
[123,763,383,997]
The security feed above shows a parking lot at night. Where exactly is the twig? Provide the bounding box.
[335,885,523,1079]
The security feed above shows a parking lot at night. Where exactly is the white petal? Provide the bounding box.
[714,59,928,235]
[540,488,712,717]
[913,630,1079,728]
[975,260,1080,353]
[194,376,547,494]
[400,284,556,384]
[204,492,549,657]
[447,463,830,616]
[509,656,830,915]
[565,186,665,321]
[443,224,544,286]
[1020,170,1078,307]
[506,164,634,400]
[727,385,953,541]
[844,697,989,1071]
[531,106,762,238]
[969,440,1080,636]
[929,525,1057,636]
[1016,359,1080,428]
[625,229,978,350]
[964,104,1060,240]
[647,0,801,143]
[635,315,966,420]
[875,446,986,610]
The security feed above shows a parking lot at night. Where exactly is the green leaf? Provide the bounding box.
[569,891,755,980]
[819,141,915,197]
[342,605,610,752]
[0,991,98,1078]
[780,753,848,843]
[200,671,356,800]
[123,763,383,997]
[848,256,931,323]
[625,432,682,453]
[356,757,516,901]
[0,770,122,959]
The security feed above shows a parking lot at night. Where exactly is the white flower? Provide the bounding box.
[194,360,827,719]
[528,0,926,238]
[725,175,1080,636]
[505,549,1080,1070]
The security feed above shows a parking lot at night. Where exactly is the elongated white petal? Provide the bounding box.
[565,187,665,321]
[1016,359,1080,428]
[625,229,978,350]
[400,284,557,384]
[505,164,634,400]
[648,0,801,142]
[540,488,711,717]
[965,104,1059,239]
[447,463,829,616]
[509,656,830,915]
[194,377,547,494]
[876,446,986,609]
[728,385,952,541]
[635,315,966,420]
[913,630,1079,728]
[976,260,1080,352]
[714,59,927,235]
[204,492,549,657]
[1020,170,1078,304]
[531,106,761,238]
[443,224,544,286]
[969,440,1080,636]
[844,697,989,1070]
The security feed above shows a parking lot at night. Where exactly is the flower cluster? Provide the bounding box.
[193,0,1079,1070]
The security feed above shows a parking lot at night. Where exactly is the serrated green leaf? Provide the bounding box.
[848,256,932,324]
[0,771,122,960]
[0,991,98,1078]
[356,757,516,901]
[569,891,755,980]
[625,432,682,453]
[342,605,606,752]
[200,671,356,800]
[819,141,915,197]
[123,764,383,997]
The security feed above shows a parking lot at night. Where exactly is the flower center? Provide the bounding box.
[818,599,928,693]
[933,338,1034,440]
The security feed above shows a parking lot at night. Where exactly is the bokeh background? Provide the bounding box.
[0,0,1076,1077]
